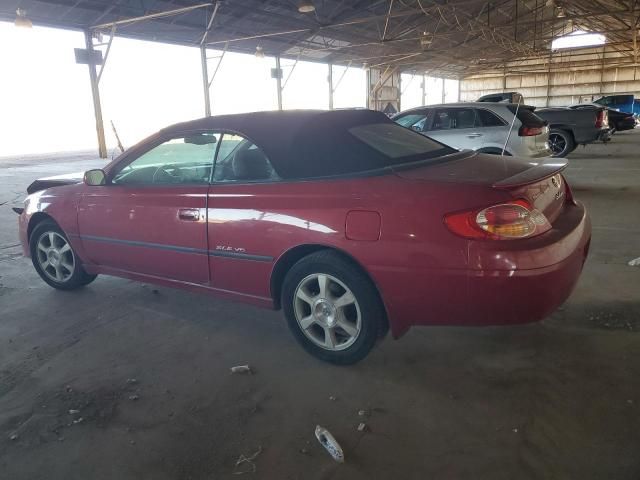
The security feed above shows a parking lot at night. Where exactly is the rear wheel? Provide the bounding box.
[281,251,386,365]
[30,220,97,290]
[548,129,575,157]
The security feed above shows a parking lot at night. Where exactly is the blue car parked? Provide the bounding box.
[593,94,640,116]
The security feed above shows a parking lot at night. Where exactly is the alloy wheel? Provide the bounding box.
[548,133,566,156]
[293,273,361,351]
[36,231,75,283]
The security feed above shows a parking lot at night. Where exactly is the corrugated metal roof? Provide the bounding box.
[2,1,638,77]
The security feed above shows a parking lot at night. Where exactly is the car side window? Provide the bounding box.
[394,112,428,132]
[111,133,219,185]
[476,109,506,127]
[431,108,476,130]
[212,134,278,183]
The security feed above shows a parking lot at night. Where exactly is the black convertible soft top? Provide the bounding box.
[161,109,402,179]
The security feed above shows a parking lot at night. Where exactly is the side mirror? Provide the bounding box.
[84,169,106,186]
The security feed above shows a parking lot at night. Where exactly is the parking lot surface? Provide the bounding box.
[0,136,639,479]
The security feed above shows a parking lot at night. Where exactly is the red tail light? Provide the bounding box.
[561,174,576,205]
[519,126,543,136]
[444,199,551,240]
[595,110,607,128]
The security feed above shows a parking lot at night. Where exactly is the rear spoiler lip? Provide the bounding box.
[492,157,568,188]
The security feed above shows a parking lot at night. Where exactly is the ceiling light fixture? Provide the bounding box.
[298,1,316,13]
[255,45,265,59]
[557,6,566,18]
[15,8,32,28]
[420,31,432,48]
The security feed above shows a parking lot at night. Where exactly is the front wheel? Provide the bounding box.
[30,220,97,290]
[281,251,386,365]
[548,129,575,157]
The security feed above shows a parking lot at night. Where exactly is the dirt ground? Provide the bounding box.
[0,135,639,480]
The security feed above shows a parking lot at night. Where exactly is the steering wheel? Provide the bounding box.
[152,164,183,184]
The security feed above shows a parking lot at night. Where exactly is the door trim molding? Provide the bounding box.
[72,234,273,262]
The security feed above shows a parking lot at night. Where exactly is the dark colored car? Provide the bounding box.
[535,106,610,157]
[569,103,636,134]
[609,110,637,133]
[477,92,524,104]
[16,110,591,364]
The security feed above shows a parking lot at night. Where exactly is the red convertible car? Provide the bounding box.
[16,110,591,364]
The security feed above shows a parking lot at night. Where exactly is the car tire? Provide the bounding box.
[30,220,97,290]
[281,250,386,365]
[548,129,575,157]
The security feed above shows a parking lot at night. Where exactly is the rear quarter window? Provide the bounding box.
[283,121,456,179]
[349,123,446,158]
[476,109,506,127]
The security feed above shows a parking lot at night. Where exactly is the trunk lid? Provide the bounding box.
[393,152,568,222]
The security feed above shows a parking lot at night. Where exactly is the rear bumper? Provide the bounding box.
[380,202,591,337]
[614,121,636,131]
[598,130,612,142]
[464,210,590,326]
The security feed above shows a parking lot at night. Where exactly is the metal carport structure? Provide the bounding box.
[2,0,639,157]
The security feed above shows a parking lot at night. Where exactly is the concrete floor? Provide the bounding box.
[0,136,638,480]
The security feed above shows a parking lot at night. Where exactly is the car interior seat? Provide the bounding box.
[231,148,272,180]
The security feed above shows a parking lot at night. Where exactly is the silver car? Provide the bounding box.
[393,102,551,158]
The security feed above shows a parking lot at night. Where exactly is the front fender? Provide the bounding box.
[20,184,86,259]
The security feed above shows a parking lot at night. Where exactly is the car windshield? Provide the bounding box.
[394,114,426,128]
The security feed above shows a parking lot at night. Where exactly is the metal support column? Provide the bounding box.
[328,63,334,110]
[421,75,426,106]
[502,65,507,92]
[545,51,553,107]
[84,30,107,159]
[200,1,221,117]
[200,45,211,117]
[441,77,446,103]
[366,68,371,109]
[275,55,283,110]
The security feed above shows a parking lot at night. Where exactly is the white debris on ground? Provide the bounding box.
[230,365,252,374]
[315,425,344,463]
[628,257,640,267]
[233,446,262,475]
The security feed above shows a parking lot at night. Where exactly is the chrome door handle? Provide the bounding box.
[467,133,483,138]
[178,208,200,221]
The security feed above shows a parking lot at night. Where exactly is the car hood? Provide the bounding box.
[27,172,84,194]
[392,151,566,187]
